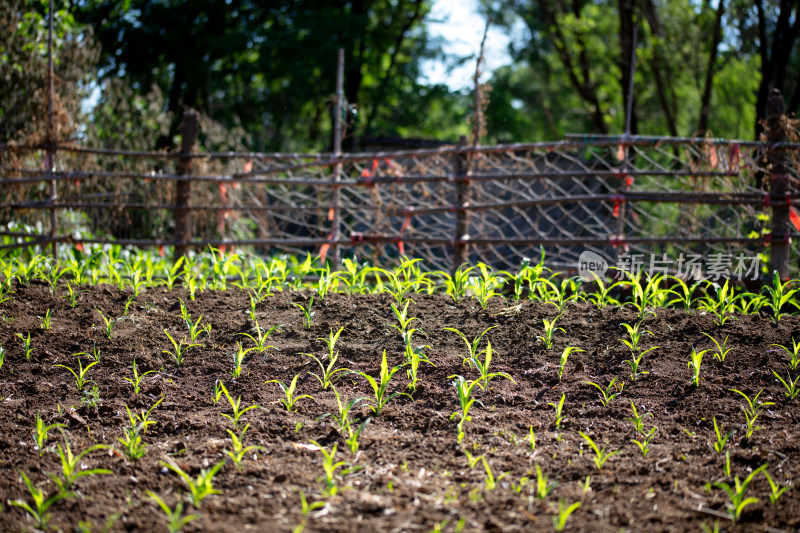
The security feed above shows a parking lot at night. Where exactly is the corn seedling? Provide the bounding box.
[538,276,580,314]
[162,329,202,365]
[211,379,223,404]
[583,376,623,406]
[0,344,4,370]
[218,380,261,429]
[303,328,349,389]
[552,500,581,532]
[355,349,411,415]
[32,412,65,456]
[345,417,370,454]
[125,397,163,435]
[292,490,326,533]
[118,408,150,461]
[177,297,192,327]
[471,263,503,309]
[8,470,72,531]
[464,450,483,468]
[449,375,485,442]
[730,388,774,439]
[631,426,657,457]
[528,426,536,452]
[439,263,475,303]
[160,459,225,507]
[47,435,111,493]
[534,464,556,498]
[548,393,566,430]
[38,308,53,330]
[187,315,211,343]
[75,341,101,363]
[309,440,349,497]
[466,340,515,390]
[772,370,800,399]
[237,320,280,355]
[702,333,733,362]
[337,256,369,294]
[770,337,800,371]
[762,271,799,322]
[17,331,34,360]
[96,309,120,340]
[320,385,364,435]
[618,270,664,321]
[293,295,315,329]
[714,463,768,522]
[230,342,256,379]
[762,469,790,504]
[224,424,265,470]
[480,456,510,490]
[584,271,623,309]
[619,321,653,355]
[698,279,741,326]
[666,276,703,310]
[687,348,709,386]
[537,315,564,349]
[558,346,584,380]
[390,300,420,334]
[626,400,653,435]
[444,325,497,368]
[403,328,435,392]
[266,374,315,412]
[124,359,158,394]
[700,521,722,533]
[247,291,258,321]
[624,347,655,382]
[146,491,199,533]
[55,358,98,392]
[579,431,620,469]
[500,256,534,302]
[711,417,734,453]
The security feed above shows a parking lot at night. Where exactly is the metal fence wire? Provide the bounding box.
[1,132,799,277]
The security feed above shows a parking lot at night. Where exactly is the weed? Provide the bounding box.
[80,386,101,410]
[160,459,225,507]
[730,388,774,439]
[714,463,768,522]
[8,470,71,531]
[772,370,800,399]
[702,333,733,362]
[355,349,411,415]
[552,500,581,532]
[579,431,620,469]
[55,359,98,392]
[124,359,158,394]
[558,346,584,380]
[583,376,623,406]
[146,491,199,533]
[266,374,315,412]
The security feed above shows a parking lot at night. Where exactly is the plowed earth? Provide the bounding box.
[0,282,798,532]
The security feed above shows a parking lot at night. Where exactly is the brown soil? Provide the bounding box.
[0,282,798,532]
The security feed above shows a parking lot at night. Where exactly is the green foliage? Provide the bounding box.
[579,431,620,470]
[160,459,226,507]
[8,470,72,531]
[47,435,111,493]
[714,464,768,522]
[583,376,623,406]
[302,327,348,389]
[55,358,98,392]
[266,374,315,412]
[146,491,199,533]
[355,349,411,415]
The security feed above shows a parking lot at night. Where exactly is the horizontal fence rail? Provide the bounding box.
[2,123,799,277]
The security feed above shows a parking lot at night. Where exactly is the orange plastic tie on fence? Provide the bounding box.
[790,207,800,232]
[728,143,740,175]
[158,245,165,258]
[611,193,626,218]
[74,242,84,253]
[397,212,412,256]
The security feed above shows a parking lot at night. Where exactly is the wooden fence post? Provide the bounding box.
[452,136,469,275]
[767,89,790,279]
[173,111,199,262]
[46,0,58,260]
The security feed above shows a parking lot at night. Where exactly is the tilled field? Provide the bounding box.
[0,282,798,532]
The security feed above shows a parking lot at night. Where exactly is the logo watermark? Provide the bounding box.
[577,251,761,281]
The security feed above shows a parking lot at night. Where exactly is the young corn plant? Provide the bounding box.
[293,295,315,330]
[230,342,256,379]
[47,435,111,493]
[292,490,327,533]
[631,427,657,457]
[687,348,710,387]
[533,464,557,499]
[552,500,581,532]
[162,329,202,365]
[32,412,65,456]
[584,271,623,309]
[619,322,653,354]
[218,380,261,430]
[123,359,159,394]
[303,327,348,389]
[96,310,120,340]
[537,315,565,349]
[762,271,799,322]
[471,263,503,309]
[770,337,800,371]
[75,341,101,363]
[236,320,280,356]
[762,469,790,504]
[0,344,4,370]
[772,370,800,399]
[558,346,584,380]
[16,331,34,360]
[160,459,226,507]
[9,470,72,531]
[118,408,150,461]
[579,431,620,469]
[390,300,421,334]
[548,393,566,430]
[336,256,369,294]
[444,325,497,368]
[449,375,485,442]
[702,333,733,362]
[309,440,350,497]
[626,400,653,435]
[698,279,741,326]
[714,464,768,522]
[146,491,199,533]
[479,456,510,490]
[618,270,665,321]
[730,388,774,439]
[187,315,211,343]
[583,377,623,406]
[266,374,315,412]
[439,263,475,303]
[344,417,370,454]
[403,328,435,392]
[666,276,703,310]
[466,340,515,390]
[711,416,734,453]
[55,358,98,392]
[39,308,53,330]
[537,276,580,314]
[224,424,265,470]
[354,349,411,415]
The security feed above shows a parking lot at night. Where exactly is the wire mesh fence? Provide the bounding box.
[1,129,799,278]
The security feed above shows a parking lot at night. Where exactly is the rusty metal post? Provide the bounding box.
[452,136,469,275]
[173,111,199,262]
[46,0,58,260]
[767,89,790,279]
[329,48,344,270]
